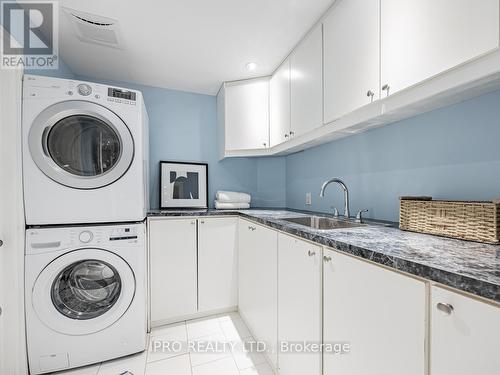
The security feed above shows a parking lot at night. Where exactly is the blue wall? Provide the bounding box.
[75,76,286,209]
[286,90,500,221]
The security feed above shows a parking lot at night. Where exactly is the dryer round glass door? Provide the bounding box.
[28,101,134,189]
[32,248,136,335]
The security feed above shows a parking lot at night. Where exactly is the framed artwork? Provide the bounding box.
[160,161,208,209]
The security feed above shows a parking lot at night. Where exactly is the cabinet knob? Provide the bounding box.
[191,221,196,225]
[262,142,267,147]
[382,84,390,97]
[323,256,332,263]
[436,303,454,315]
[284,133,289,139]
[200,220,205,224]
[366,90,375,103]
[0,239,3,247]
[248,226,256,231]
[308,250,316,257]
[289,131,295,136]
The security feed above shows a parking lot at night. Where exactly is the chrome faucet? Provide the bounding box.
[319,178,350,219]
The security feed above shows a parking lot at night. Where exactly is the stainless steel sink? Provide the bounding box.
[283,216,365,230]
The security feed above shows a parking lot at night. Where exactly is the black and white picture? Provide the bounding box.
[160,161,208,208]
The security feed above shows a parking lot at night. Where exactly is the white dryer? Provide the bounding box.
[22,75,149,225]
[25,223,147,374]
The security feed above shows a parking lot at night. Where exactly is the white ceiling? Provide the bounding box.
[57,0,334,95]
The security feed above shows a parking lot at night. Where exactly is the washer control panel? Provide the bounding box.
[78,230,93,243]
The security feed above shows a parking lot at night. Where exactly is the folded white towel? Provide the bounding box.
[216,190,251,204]
[214,201,250,210]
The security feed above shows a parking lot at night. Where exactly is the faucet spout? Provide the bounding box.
[319,178,350,218]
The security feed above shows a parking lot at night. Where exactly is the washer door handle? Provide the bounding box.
[41,127,50,156]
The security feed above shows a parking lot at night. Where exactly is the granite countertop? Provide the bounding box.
[148,208,500,303]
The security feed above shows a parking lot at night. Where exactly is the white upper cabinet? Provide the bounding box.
[431,286,500,375]
[290,24,323,138]
[270,58,291,147]
[381,0,500,96]
[323,0,380,123]
[220,77,270,151]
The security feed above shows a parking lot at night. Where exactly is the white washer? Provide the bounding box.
[25,223,147,374]
[22,75,149,225]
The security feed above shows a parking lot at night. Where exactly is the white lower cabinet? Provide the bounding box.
[149,216,500,375]
[238,219,278,368]
[149,217,238,325]
[278,233,322,375]
[149,218,198,325]
[431,286,500,375]
[198,217,238,312]
[323,248,426,375]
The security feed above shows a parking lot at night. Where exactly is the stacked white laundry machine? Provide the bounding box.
[22,75,149,374]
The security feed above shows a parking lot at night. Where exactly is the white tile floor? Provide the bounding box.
[52,312,275,375]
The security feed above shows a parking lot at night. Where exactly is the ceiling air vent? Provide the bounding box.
[63,7,124,49]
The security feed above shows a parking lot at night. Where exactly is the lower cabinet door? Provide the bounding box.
[238,219,278,368]
[278,233,322,375]
[198,217,238,312]
[149,218,197,325]
[431,286,500,375]
[323,249,426,375]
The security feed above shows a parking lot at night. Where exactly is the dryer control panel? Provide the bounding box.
[23,75,140,107]
[26,223,145,255]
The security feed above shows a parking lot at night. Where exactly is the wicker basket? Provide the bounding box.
[399,197,500,244]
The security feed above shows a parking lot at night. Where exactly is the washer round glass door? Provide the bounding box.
[51,259,122,320]
[28,101,134,189]
[32,249,135,335]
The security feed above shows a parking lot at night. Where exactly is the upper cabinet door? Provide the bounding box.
[381,0,500,96]
[224,78,270,150]
[270,58,291,147]
[290,24,323,138]
[323,0,380,124]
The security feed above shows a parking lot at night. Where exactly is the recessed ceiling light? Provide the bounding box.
[245,62,258,72]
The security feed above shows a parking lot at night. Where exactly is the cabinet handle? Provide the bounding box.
[289,131,295,136]
[200,220,205,224]
[0,239,3,247]
[323,256,332,263]
[382,84,390,97]
[308,250,316,257]
[436,303,454,315]
[191,221,196,225]
[366,90,375,103]
[284,134,289,139]
[248,226,256,231]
